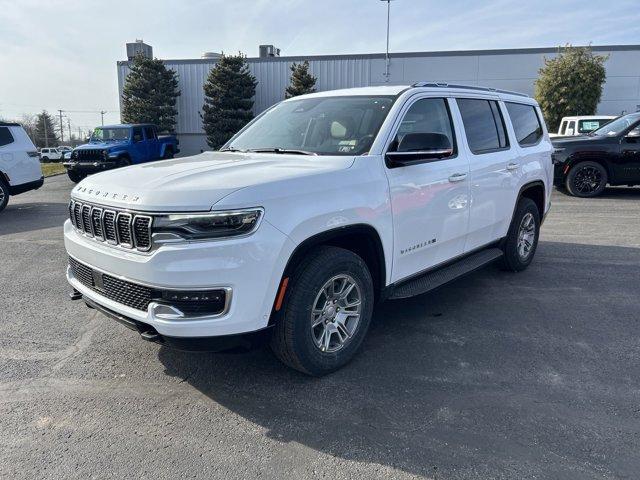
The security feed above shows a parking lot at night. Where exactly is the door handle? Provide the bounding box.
[506,162,519,171]
[448,173,467,183]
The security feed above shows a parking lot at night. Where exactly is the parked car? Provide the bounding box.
[63,124,179,183]
[64,83,552,375]
[0,122,43,213]
[39,147,64,163]
[552,112,640,197]
[549,115,616,138]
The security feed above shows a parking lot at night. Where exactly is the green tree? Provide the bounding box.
[121,54,181,132]
[534,45,607,131]
[34,111,58,148]
[285,60,317,98]
[201,53,257,149]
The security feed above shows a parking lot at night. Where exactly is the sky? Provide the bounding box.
[1,0,639,135]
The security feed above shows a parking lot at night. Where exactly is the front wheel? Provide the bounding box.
[162,148,174,159]
[67,170,86,183]
[501,197,540,272]
[566,161,607,197]
[270,246,374,376]
[0,177,9,213]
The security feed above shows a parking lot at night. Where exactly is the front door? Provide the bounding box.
[385,96,471,283]
[618,125,640,183]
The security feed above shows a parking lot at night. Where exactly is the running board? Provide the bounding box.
[389,248,504,299]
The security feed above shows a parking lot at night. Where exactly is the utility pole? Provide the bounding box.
[58,109,64,142]
[100,110,106,126]
[67,118,72,143]
[380,0,394,82]
[43,116,49,148]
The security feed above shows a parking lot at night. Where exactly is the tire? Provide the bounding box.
[162,148,174,159]
[67,170,86,183]
[565,161,608,198]
[41,156,50,163]
[270,246,375,376]
[0,177,9,213]
[118,157,132,168]
[501,197,540,272]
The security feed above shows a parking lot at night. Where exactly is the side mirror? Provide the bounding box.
[385,133,453,168]
[626,129,640,139]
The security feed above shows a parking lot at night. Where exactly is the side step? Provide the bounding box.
[389,248,504,299]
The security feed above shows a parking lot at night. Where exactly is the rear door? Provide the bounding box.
[130,127,146,162]
[385,95,471,282]
[143,126,159,160]
[453,97,520,252]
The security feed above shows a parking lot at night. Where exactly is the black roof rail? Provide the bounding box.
[0,122,21,127]
[411,82,529,98]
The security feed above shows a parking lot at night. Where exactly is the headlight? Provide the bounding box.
[153,208,263,241]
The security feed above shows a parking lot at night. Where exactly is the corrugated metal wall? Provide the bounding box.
[117,46,640,154]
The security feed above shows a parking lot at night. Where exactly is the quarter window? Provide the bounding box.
[390,97,456,156]
[457,98,509,154]
[505,102,544,146]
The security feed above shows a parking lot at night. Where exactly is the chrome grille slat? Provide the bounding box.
[69,201,152,252]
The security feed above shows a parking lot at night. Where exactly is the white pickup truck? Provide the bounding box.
[64,83,553,375]
[549,115,616,138]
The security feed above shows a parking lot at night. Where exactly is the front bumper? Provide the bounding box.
[64,219,296,338]
[64,161,118,173]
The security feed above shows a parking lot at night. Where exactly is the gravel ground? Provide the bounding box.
[1,175,639,480]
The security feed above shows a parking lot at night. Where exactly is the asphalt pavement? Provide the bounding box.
[1,174,639,479]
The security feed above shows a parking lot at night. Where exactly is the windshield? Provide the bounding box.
[590,113,640,136]
[225,96,396,156]
[91,127,130,141]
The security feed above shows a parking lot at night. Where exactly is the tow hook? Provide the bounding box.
[69,289,82,301]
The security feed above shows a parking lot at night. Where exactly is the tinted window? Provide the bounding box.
[0,128,15,147]
[559,120,568,134]
[391,98,455,155]
[457,98,508,153]
[143,126,156,140]
[506,103,544,146]
[132,127,144,142]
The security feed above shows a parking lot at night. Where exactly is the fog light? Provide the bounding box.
[152,288,230,317]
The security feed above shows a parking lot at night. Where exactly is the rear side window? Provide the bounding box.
[0,127,15,147]
[559,120,568,135]
[506,103,544,146]
[457,98,509,154]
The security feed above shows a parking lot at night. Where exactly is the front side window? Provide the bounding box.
[578,119,611,133]
[505,102,543,146]
[457,98,509,154]
[226,96,395,156]
[389,97,456,155]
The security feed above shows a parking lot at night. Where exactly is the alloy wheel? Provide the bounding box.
[517,212,536,260]
[573,166,603,194]
[311,274,362,353]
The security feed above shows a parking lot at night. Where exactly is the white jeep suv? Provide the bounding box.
[64,84,552,375]
[0,122,44,213]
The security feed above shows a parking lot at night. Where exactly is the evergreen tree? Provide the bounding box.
[121,54,180,132]
[285,61,317,98]
[34,111,58,148]
[201,54,257,149]
[535,45,607,131]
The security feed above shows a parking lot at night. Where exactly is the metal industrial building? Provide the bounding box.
[117,43,640,156]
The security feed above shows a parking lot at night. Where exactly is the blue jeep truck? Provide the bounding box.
[63,124,179,183]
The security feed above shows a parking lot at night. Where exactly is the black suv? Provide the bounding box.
[552,112,640,197]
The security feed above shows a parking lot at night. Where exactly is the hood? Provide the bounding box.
[551,135,608,147]
[76,140,128,150]
[71,151,356,211]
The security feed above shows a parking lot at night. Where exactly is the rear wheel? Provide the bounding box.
[162,148,174,159]
[67,170,86,183]
[566,161,607,197]
[0,177,9,213]
[270,246,374,376]
[118,157,132,168]
[501,197,540,272]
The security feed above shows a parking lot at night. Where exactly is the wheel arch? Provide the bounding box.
[518,180,546,218]
[565,155,612,182]
[272,224,387,322]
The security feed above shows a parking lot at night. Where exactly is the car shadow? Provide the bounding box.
[0,202,68,236]
[157,241,640,478]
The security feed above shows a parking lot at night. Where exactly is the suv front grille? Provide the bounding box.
[76,149,105,162]
[69,199,152,251]
[68,257,228,315]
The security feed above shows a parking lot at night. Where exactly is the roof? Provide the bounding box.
[561,115,617,120]
[0,122,20,127]
[118,44,640,66]
[99,123,156,129]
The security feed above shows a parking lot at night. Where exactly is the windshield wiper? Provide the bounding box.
[219,147,247,152]
[248,148,317,156]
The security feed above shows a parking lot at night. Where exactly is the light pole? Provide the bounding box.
[380,0,394,82]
